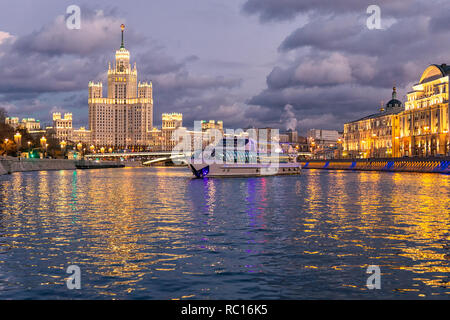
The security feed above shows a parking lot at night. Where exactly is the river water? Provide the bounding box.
[0,167,449,299]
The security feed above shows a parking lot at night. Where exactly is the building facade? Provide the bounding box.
[73,127,92,145]
[148,113,184,151]
[89,24,153,148]
[308,129,343,159]
[5,117,41,131]
[161,113,183,151]
[398,64,450,157]
[201,120,223,133]
[344,88,403,158]
[5,117,19,128]
[344,64,450,159]
[52,112,73,142]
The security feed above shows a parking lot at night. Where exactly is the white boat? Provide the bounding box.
[188,137,301,178]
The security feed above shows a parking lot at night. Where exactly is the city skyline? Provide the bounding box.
[0,1,449,304]
[2,0,450,134]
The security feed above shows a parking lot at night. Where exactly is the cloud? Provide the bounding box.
[293,53,354,86]
[0,31,13,46]
[0,8,126,94]
[245,0,450,133]
[13,8,142,56]
[248,83,400,132]
[242,0,420,22]
[266,52,377,89]
[0,6,244,128]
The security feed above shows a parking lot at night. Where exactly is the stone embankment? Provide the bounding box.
[300,157,450,174]
[0,158,124,175]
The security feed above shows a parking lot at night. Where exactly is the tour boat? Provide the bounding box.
[188,137,301,178]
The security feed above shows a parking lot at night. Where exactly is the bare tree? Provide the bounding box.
[0,107,7,123]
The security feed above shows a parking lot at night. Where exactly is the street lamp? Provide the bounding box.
[75,142,83,159]
[40,136,47,158]
[60,141,67,157]
[14,132,22,146]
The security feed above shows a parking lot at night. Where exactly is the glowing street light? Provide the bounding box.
[14,132,22,146]
[40,136,47,148]
[60,140,67,150]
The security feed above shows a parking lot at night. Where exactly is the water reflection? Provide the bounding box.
[0,168,448,299]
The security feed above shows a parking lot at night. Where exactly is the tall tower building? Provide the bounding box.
[89,24,154,148]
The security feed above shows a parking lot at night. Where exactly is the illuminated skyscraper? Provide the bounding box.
[89,24,153,148]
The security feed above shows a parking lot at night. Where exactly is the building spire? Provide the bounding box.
[392,86,397,100]
[120,24,125,49]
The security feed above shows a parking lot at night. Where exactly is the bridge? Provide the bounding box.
[84,151,191,165]
[84,151,307,165]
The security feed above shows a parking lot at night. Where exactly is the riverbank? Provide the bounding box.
[0,158,124,175]
[300,157,450,174]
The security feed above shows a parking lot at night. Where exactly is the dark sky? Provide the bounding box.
[0,0,449,133]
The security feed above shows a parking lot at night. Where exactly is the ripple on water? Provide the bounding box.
[0,168,448,299]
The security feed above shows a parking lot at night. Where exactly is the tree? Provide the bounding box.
[0,107,6,123]
[0,120,14,156]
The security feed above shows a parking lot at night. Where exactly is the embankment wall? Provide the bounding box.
[300,158,450,174]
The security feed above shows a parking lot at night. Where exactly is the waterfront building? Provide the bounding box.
[21,118,41,131]
[161,113,183,151]
[5,117,19,129]
[308,129,343,159]
[343,64,450,158]
[5,117,41,131]
[398,64,450,156]
[201,120,223,133]
[73,127,92,145]
[308,129,341,144]
[279,133,289,143]
[343,88,403,158]
[52,112,73,142]
[148,113,185,151]
[88,24,153,148]
[47,112,92,145]
[286,129,299,143]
